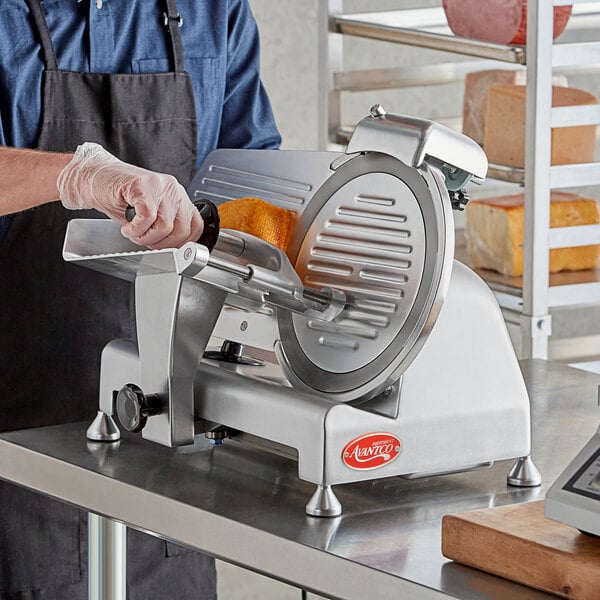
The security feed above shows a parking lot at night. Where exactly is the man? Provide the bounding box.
[0,1,280,598]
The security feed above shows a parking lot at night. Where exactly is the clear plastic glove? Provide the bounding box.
[57,142,204,249]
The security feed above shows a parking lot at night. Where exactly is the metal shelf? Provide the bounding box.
[334,9,525,64]
[487,164,525,185]
[335,59,521,93]
[337,127,600,188]
[455,235,600,309]
[335,62,600,94]
[489,161,600,188]
[334,4,600,66]
[551,162,600,188]
[478,269,600,309]
[322,0,600,359]
[553,41,600,68]
[549,224,600,248]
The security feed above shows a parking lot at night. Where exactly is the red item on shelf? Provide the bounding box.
[442,0,572,46]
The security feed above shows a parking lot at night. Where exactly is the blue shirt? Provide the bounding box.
[0,0,281,238]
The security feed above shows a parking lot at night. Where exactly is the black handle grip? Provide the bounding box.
[125,205,136,223]
[195,199,220,251]
[124,199,220,251]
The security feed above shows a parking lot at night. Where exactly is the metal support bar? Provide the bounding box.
[522,0,554,359]
[548,224,600,248]
[520,314,552,345]
[550,162,600,188]
[548,282,600,307]
[319,0,343,150]
[334,60,522,92]
[553,42,600,67]
[551,104,600,127]
[88,513,126,600]
[335,15,525,63]
[555,0,600,5]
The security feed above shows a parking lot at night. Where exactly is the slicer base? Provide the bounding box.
[507,455,542,487]
[87,411,121,442]
[306,485,342,518]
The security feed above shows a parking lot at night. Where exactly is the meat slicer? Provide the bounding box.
[63,106,541,517]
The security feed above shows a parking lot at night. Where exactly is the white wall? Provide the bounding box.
[249,0,320,149]
[250,0,445,150]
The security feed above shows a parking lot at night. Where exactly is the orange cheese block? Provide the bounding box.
[217,197,293,252]
[462,70,567,145]
[484,85,597,168]
[465,192,600,276]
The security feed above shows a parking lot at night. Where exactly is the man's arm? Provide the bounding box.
[0,144,204,249]
[0,146,72,215]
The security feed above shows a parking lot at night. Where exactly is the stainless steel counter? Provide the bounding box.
[0,359,598,599]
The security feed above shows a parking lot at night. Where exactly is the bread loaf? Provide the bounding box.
[483,85,597,168]
[443,0,572,45]
[462,70,568,145]
[465,192,600,276]
[217,197,293,252]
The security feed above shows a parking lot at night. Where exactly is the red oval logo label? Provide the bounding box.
[342,432,402,470]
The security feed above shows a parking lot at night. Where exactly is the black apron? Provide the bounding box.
[0,1,214,598]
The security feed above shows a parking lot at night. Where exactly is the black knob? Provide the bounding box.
[116,384,161,433]
[195,199,220,251]
[124,205,137,223]
[449,189,470,211]
[203,340,265,366]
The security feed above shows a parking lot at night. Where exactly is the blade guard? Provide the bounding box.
[346,105,488,190]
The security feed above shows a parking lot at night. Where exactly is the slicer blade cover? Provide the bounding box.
[346,109,488,189]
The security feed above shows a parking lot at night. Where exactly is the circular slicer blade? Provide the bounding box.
[276,153,454,401]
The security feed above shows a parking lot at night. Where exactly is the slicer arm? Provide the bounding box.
[184,229,347,320]
[234,265,345,321]
[63,219,346,322]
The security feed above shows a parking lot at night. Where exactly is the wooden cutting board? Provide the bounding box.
[442,500,600,599]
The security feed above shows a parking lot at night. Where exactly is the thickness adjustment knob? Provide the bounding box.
[116,384,161,433]
[449,189,470,211]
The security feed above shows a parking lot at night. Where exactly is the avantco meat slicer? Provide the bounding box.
[63,106,541,517]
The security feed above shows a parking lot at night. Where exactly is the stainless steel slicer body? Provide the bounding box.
[65,107,540,517]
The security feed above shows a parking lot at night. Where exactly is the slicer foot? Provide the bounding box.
[507,455,541,487]
[306,485,342,518]
[87,411,121,442]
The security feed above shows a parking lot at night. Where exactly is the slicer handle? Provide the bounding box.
[124,199,220,251]
[193,199,220,251]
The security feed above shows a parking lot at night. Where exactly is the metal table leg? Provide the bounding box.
[88,513,126,600]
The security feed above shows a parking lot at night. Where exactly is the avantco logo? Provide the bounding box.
[342,432,402,470]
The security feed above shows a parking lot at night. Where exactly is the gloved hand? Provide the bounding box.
[57,142,203,249]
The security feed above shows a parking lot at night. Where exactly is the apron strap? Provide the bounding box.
[162,0,185,74]
[25,0,59,70]
[26,0,185,74]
